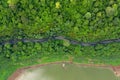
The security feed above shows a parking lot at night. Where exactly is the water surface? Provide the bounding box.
[17,63,120,80]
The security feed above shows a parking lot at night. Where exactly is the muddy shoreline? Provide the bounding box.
[8,61,120,80]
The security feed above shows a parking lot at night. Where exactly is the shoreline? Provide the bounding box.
[8,61,120,80]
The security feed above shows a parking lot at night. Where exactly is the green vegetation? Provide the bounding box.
[0,0,120,80]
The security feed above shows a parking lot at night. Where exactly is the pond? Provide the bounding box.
[12,63,120,80]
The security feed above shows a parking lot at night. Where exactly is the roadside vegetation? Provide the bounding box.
[0,0,120,80]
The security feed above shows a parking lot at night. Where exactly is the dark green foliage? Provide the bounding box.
[0,0,120,79]
[0,0,119,41]
[0,0,120,67]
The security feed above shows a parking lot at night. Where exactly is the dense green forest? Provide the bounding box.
[0,0,120,79]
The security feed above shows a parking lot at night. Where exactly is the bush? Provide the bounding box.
[0,0,120,64]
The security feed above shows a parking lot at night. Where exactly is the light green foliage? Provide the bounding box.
[113,17,120,25]
[7,0,18,6]
[105,6,114,17]
[4,43,10,49]
[85,12,92,19]
[63,39,70,47]
[73,27,79,32]
[74,46,82,56]
[34,43,41,50]
[112,4,118,16]
[105,4,118,17]
[96,12,102,18]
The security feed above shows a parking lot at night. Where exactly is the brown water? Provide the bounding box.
[17,63,120,80]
